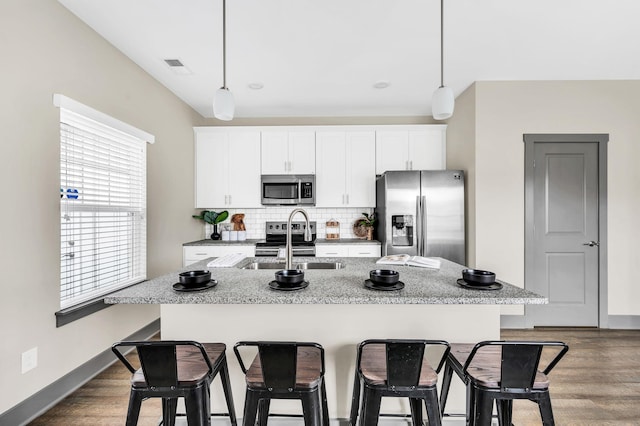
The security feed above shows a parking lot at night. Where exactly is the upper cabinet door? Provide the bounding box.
[408,127,446,171]
[375,131,410,174]
[261,131,289,174]
[316,130,375,208]
[346,131,376,207]
[315,131,346,207]
[227,131,262,207]
[261,130,315,174]
[195,131,228,208]
[375,126,446,174]
[288,131,316,174]
[195,128,261,208]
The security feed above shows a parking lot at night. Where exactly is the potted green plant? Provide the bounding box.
[357,212,376,240]
[192,210,229,240]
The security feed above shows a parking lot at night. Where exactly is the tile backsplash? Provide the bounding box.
[202,207,374,240]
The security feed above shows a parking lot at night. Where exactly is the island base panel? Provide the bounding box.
[161,304,500,419]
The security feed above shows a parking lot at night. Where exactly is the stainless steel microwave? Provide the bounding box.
[261,175,315,206]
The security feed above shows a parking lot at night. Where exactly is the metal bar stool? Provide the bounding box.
[233,341,329,426]
[439,340,569,426]
[349,339,450,426]
[112,340,237,426]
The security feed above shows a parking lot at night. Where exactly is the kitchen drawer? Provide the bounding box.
[347,244,381,257]
[315,245,349,258]
[183,245,255,267]
[315,244,381,258]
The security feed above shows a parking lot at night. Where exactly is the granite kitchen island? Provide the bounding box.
[106,257,545,421]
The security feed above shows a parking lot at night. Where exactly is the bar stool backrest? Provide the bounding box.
[258,343,297,390]
[500,344,542,392]
[386,342,426,388]
[137,344,179,388]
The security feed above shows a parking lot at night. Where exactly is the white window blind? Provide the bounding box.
[58,100,150,309]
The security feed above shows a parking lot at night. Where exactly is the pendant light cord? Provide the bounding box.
[222,0,227,89]
[440,0,444,88]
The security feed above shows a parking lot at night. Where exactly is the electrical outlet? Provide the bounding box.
[21,347,38,374]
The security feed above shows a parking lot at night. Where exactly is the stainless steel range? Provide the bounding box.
[255,221,316,257]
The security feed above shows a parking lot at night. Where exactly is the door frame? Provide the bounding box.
[523,134,609,328]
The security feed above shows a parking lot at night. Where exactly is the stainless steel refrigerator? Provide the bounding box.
[375,170,465,264]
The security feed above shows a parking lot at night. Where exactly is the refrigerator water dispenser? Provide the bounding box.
[391,215,413,246]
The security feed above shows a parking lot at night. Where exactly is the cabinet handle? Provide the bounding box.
[410,160,413,170]
[346,194,349,204]
[228,195,232,204]
[406,160,409,170]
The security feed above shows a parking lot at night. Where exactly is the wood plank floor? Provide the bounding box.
[28,328,640,425]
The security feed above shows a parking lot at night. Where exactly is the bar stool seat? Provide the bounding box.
[439,341,568,426]
[234,341,329,426]
[112,340,237,426]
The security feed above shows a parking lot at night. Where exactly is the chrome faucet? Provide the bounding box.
[286,208,312,270]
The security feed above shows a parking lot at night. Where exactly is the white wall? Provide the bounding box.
[469,80,640,317]
[0,0,203,414]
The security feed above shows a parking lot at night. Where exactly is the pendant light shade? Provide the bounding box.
[213,0,234,121]
[432,85,454,120]
[214,87,234,121]
[432,0,454,121]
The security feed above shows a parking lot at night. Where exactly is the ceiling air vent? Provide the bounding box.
[164,59,184,67]
[164,59,192,75]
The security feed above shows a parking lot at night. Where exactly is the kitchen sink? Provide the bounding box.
[296,262,345,270]
[242,261,345,270]
[242,262,285,270]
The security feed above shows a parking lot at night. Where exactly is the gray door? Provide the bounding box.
[526,141,601,326]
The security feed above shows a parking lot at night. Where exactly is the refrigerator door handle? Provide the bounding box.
[420,195,427,256]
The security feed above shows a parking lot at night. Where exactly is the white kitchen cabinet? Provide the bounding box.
[261,130,315,175]
[375,125,446,174]
[194,128,261,208]
[316,243,380,258]
[316,131,376,207]
[183,245,255,267]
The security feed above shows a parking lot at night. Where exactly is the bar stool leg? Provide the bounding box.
[538,392,556,426]
[242,390,259,426]
[473,389,494,426]
[409,398,423,426]
[125,391,143,426]
[257,399,270,426]
[185,388,207,426]
[348,370,361,426]
[219,359,238,426]
[320,378,329,426]
[424,389,442,426]
[162,397,178,426]
[301,391,321,426]
[360,387,381,426]
[439,361,454,416]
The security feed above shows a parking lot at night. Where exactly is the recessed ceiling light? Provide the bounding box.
[248,83,264,90]
[373,80,390,89]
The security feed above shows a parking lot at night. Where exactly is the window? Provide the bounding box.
[55,95,154,309]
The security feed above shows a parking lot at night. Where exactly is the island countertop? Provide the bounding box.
[105,257,546,305]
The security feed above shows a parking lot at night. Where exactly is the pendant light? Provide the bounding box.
[213,0,234,121]
[432,0,454,120]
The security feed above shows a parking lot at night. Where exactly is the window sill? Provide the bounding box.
[55,298,111,327]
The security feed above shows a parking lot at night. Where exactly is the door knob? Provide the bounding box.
[582,241,600,247]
